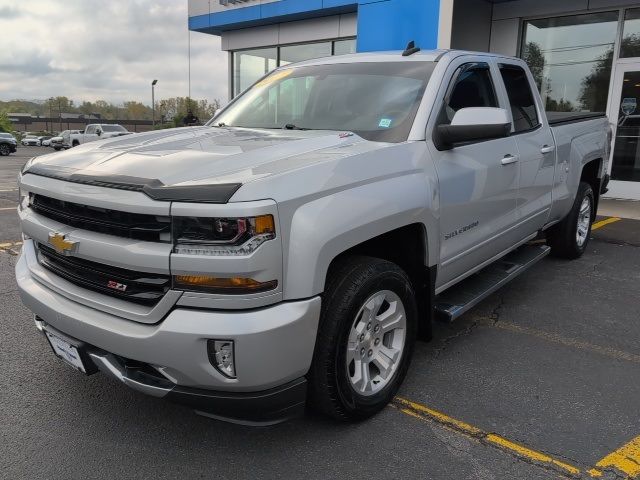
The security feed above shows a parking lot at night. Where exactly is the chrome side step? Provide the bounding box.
[435,244,551,322]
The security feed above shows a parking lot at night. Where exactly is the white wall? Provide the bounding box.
[220,13,357,51]
[450,0,640,57]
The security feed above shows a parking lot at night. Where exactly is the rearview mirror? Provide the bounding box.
[435,107,511,150]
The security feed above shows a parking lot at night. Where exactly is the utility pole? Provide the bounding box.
[152,80,158,128]
[57,98,62,132]
[48,97,53,133]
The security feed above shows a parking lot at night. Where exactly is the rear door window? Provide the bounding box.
[499,65,540,133]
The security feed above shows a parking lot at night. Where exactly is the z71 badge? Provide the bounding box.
[107,280,127,292]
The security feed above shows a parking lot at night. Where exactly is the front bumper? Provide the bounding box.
[16,248,321,423]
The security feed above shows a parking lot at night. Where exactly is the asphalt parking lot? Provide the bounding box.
[1,147,639,479]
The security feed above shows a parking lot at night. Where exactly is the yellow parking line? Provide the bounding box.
[589,435,640,478]
[0,241,22,249]
[479,319,640,364]
[592,217,622,231]
[395,397,481,436]
[486,434,580,475]
[393,397,582,477]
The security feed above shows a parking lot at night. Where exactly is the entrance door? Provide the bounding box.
[609,64,640,200]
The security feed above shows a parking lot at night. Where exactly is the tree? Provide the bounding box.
[578,46,615,112]
[522,41,563,111]
[0,110,12,133]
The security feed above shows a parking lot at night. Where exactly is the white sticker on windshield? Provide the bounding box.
[379,118,392,128]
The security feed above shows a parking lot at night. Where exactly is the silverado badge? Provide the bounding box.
[48,233,78,255]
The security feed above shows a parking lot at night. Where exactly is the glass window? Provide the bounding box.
[334,39,356,56]
[621,8,640,58]
[522,12,618,113]
[213,61,436,143]
[499,65,540,132]
[233,48,277,96]
[438,63,498,125]
[612,70,640,181]
[279,42,332,66]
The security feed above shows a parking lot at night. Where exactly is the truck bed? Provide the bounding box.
[546,111,607,126]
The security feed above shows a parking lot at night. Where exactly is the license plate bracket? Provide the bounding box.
[42,325,98,375]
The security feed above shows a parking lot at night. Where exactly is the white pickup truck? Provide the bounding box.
[16,49,610,425]
[66,124,131,148]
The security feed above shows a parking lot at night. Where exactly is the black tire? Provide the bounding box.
[0,144,9,156]
[72,140,79,147]
[547,181,595,259]
[308,256,417,421]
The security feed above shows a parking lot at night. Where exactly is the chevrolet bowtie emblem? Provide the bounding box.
[48,233,78,255]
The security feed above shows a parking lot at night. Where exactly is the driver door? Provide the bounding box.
[429,59,520,291]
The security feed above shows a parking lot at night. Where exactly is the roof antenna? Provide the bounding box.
[402,40,421,57]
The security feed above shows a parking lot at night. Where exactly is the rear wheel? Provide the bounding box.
[72,140,79,147]
[547,181,594,259]
[308,256,417,421]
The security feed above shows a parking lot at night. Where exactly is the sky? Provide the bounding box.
[0,1,228,106]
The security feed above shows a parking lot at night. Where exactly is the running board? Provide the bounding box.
[435,244,551,323]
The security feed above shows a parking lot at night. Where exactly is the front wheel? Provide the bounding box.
[547,181,594,259]
[308,256,417,421]
[0,144,10,156]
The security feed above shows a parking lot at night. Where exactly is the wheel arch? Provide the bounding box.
[580,157,603,216]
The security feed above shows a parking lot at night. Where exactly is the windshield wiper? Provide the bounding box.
[284,124,311,131]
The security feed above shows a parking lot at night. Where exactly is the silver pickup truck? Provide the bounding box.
[16,49,610,425]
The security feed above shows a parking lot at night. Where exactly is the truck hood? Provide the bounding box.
[24,126,386,202]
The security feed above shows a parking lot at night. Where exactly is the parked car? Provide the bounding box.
[0,132,17,156]
[39,136,53,147]
[60,130,81,149]
[50,130,79,151]
[16,49,610,425]
[21,135,40,146]
[68,124,132,147]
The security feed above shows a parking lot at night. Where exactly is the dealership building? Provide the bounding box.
[189,0,640,200]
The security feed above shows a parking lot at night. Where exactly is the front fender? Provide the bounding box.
[282,173,438,300]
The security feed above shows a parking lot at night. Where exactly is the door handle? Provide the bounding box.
[501,154,519,166]
[540,145,555,154]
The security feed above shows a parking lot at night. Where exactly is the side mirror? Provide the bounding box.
[435,107,511,150]
[96,129,102,136]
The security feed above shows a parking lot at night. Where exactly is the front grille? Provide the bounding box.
[31,194,171,242]
[37,243,171,306]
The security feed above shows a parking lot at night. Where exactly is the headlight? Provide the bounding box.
[172,214,275,256]
[172,214,278,294]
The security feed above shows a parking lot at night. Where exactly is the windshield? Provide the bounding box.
[0,133,12,138]
[211,61,435,143]
[102,125,127,132]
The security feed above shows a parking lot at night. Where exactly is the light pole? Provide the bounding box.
[151,79,158,128]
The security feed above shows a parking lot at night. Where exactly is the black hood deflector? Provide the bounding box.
[25,163,242,203]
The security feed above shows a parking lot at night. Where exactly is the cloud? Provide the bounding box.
[0,0,228,105]
[0,5,22,19]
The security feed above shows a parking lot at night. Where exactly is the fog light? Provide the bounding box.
[208,340,236,378]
